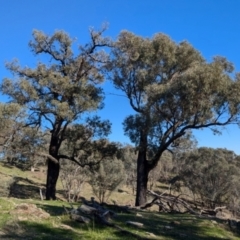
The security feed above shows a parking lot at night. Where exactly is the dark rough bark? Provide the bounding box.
[46,127,61,200]
[135,128,164,206]
[135,149,150,206]
[46,158,59,200]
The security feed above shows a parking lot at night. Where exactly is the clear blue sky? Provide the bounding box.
[1,0,240,153]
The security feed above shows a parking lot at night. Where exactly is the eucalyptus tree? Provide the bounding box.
[118,144,138,194]
[4,126,47,167]
[1,28,110,199]
[60,116,117,168]
[61,118,119,203]
[89,157,125,203]
[109,31,240,206]
[0,103,47,169]
[178,147,240,208]
[58,118,114,201]
[0,103,23,156]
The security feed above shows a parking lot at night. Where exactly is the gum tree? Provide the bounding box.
[0,103,24,157]
[59,117,117,202]
[109,31,240,206]
[1,28,110,200]
[178,147,240,208]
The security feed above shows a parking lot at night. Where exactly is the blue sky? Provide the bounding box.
[1,0,240,153]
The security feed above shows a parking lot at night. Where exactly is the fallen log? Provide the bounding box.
[200,206,226,216]
[78,204,98,215]
[70,213,91,224]
[126,221,144,228]
[147,190,199,214]
[138,197,158,209]
[200,209,216,216]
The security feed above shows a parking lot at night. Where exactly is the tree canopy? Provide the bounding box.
[108,30,240,205]
[1,27,111,199]
[2,28,240,205]
[177,147,240,209]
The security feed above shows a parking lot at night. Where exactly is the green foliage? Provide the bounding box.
[108,30,240,205]
[0,103,47,169]
[148,150,173,189]
[0,103,23,149]
[178,147,240,208]
[5,128,48,168]
[1,28,108,129]
[89,158,125,203]
[1,27,111,199]
[60,160,89,202]
[118,145,137,194]
[60,118,116,167]
[109,30,240,165]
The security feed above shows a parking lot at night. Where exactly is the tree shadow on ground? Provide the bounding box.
[2,161,30,171]
[0,220,79,240]
[8,176,45,199]
[1,162,15,169]
[61,218,143,240]
[113,211,240,240]
[56,197,240,240]
[37,204,66,216]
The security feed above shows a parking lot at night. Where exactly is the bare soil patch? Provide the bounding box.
[10,203,50,221]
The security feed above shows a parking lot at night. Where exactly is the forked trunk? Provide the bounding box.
[135,149,150,206]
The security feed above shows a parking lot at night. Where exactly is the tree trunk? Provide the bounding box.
[46,131,61,200]
[135,149,149,206]
[46,157,59,200]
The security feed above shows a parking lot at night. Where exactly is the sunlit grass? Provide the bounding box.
[0,162,239,239]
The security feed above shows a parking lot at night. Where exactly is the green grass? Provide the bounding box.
[0,197,239,239]
[0,162,239,239]
[112,211,239,240]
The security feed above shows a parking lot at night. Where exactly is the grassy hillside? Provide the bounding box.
[0,162,239,240]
